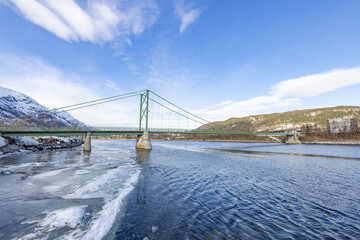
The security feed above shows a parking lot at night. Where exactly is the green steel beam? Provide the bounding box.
[91,132,142,136]
[145,90,149,131]
[149,130,294,136]
[139,93,143,130]
[2,131,143,137]
[1,130,295,137]
[2,132,87,137]
[138,90,149,131]
[0,125,296,137]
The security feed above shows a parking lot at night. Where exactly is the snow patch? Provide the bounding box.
[18,137,40,146]
[68,170,140,240]
[65,166,131,199]
[30,168,68,179]
[74,170,91,175]
[38,206,86,229]
[0,137,7,147]
[0,86,84,126]
[20,206,87,240]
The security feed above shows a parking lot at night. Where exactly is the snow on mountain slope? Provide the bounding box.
[0,86,84,127]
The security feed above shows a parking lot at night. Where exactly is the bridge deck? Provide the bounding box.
[1,131,143,137]
[0,127,296,137]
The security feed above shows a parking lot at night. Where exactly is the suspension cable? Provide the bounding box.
[42,93,140,114]
[149,98,207,126]
[150,90,212,124]
[8,90,146,122]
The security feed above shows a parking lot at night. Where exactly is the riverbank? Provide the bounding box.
[0,136,84,156]
[299,133,360,145]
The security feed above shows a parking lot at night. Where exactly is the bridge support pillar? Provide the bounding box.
[83,132,92,151]
[136,131,152,150]
[285,134,301,144]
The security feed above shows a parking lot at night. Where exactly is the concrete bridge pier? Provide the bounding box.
[285,134,301,144]
[83,132,92,151]
[136,131,152,150]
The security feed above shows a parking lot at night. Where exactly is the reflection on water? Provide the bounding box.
[135,149,150,206]
[136,149,150,164]
[83,150,91,161]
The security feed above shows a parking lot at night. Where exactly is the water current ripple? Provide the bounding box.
[117,141,360,240]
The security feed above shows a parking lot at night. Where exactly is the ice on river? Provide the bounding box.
[0,140,140,240]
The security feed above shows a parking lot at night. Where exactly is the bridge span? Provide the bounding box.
[0,90,301,151]
[0,126,301,151]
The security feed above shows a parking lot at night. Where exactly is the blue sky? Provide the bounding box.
[0,0,360,126]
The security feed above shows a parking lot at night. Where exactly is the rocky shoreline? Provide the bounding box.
[0,136,84,156]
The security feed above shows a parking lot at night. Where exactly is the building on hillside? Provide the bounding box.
[327,118,358,133]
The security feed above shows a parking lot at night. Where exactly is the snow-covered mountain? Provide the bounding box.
[0,86,84,127]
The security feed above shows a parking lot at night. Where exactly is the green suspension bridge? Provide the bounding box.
[0,90,301,150]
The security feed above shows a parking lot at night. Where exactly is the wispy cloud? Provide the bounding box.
[104,79,120,91]
[4,0,159,48]
[194,67,360,120]
[174,0,200,33]
[0,54,139,126]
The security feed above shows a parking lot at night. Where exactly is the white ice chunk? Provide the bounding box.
[19,137,40,146]
[20,206,87,240]
[0,137,7,147]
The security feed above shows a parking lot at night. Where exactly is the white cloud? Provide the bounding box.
[11,0,75,41]
[104,80,120,91]
[219,100,233,106]
[5,0,159,46]
[271,67,360,98]
[0,54,140,126]
[195,67,360,120]
[174,0,200,33]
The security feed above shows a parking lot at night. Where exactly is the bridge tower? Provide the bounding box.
[83,132,92,151]
[285,134,301,144]
[136,90,152,150]
[284,118,301,144]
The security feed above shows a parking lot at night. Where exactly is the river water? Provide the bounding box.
[0,140,359,239]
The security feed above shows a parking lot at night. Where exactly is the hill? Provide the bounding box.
[199,106,360,133]
[0,86,84,127]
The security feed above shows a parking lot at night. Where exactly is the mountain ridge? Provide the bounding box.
[0,86,84,127]
[199,106,360,132]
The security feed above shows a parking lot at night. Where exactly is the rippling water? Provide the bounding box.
[1,140,360,239]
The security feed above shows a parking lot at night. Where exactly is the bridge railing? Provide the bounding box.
[88,127,141,132]
[0,125,299,136]
[0,126,144,132]
[0,126,90,132]
[149,128,296,136]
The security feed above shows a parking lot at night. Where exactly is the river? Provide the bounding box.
[0,140,359,239]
